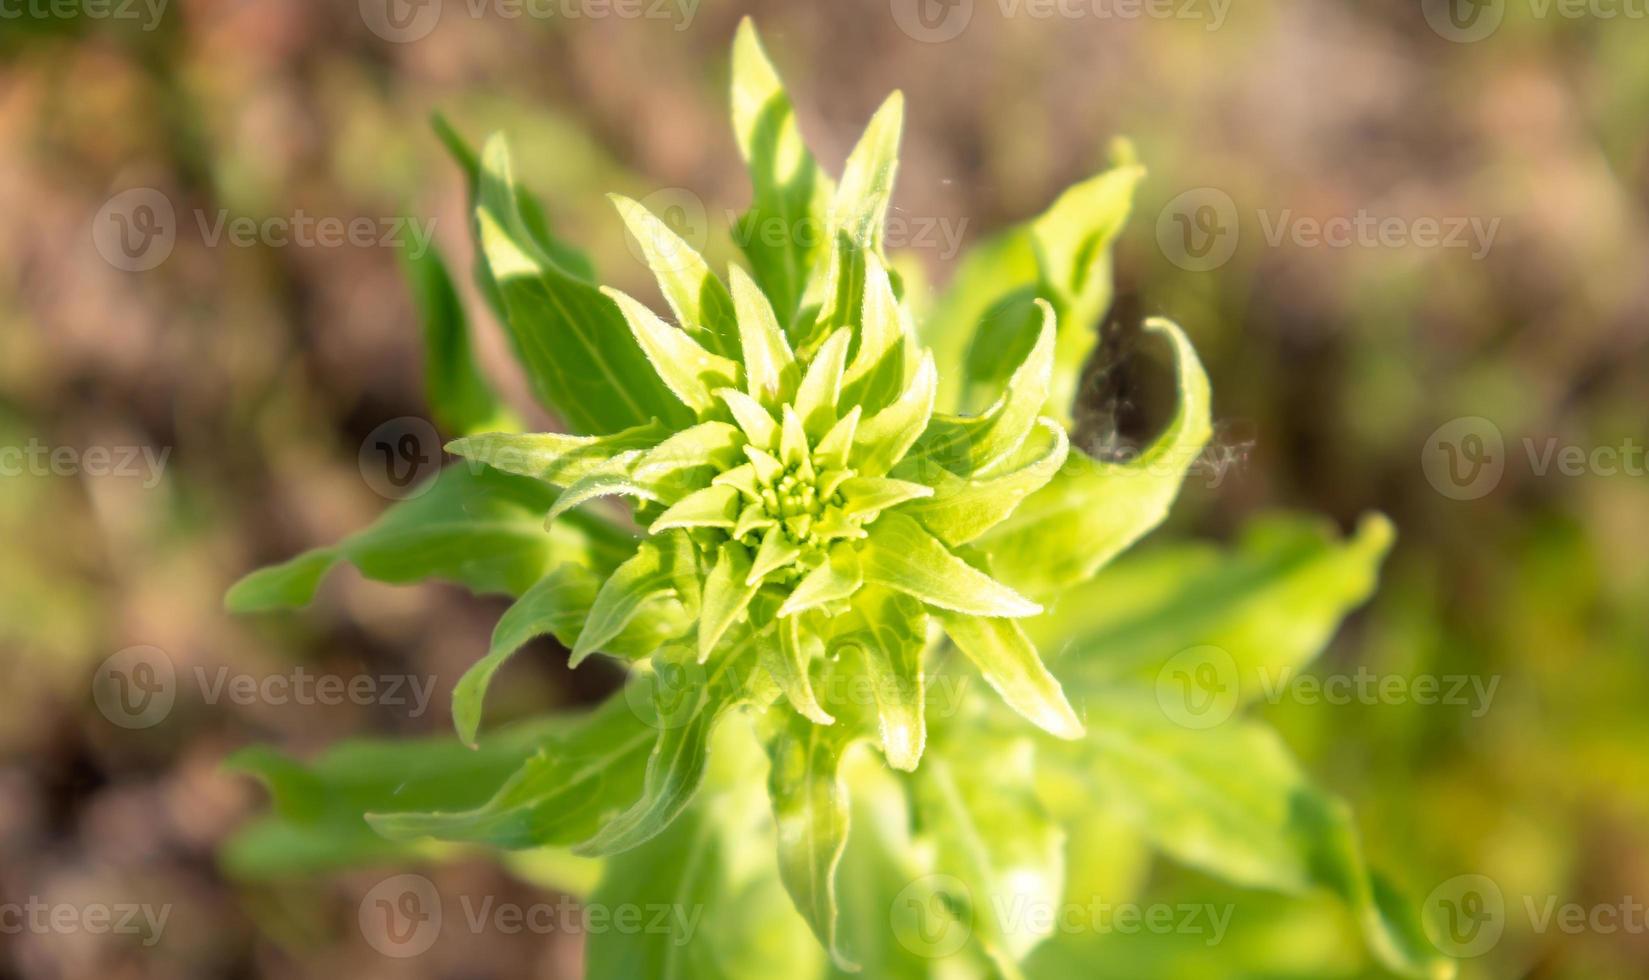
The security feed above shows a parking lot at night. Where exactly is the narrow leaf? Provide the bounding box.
[609,192,740,357]
[448,420,667,488]
[862,512,1041,618]
[572,533,699,667]
[730,263,799,406]
[730,18,835,328]
[700,542,761,661]
[762,708,854,968]
[778,546,863,617]
[898,418,1069,546]
[851,351,937,478]
[603,286,740,415]
[934,609,1083,740]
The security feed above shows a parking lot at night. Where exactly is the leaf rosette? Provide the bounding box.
[224,20,1453,980]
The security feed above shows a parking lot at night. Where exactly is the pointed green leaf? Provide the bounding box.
[374,688,658,848]
[934,610,1083,740]
[917,300,1055,477]
[476,135,692,435]
[609,192,741,357]
[779,404,811,471]
[225,466,631,612]
[634,421,746,482]
[1029,156,1147,420]
[862,512,1040,618]
[433,114,597,322]
[749,524,803,585]
[730,263,799,406]
[575,643,759,855]
[700,542,761,661]
[447,420,668,488]
[834,585,928,771]
[717,386,780,450]
[898,418,1069,547]
[833,92,903,253]
[603,286,741,415]
[650,483,742,533]
[814,406,860,471]
[224,716,564,877]
[923,147,1144,423]
[840,251,909,414]
[730,18,835,329]
[836,476,933,517]
[980,317,1212,599]
[452,564,596,746]
[778,545,863,617]
[546,470,668,525]
[851,351,937,477]
[572,533,699,667]
[794,327,851,437]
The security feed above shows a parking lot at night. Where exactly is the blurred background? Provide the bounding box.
[2,0,1647,977]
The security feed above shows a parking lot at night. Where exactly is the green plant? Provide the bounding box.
[223,20,1453,980]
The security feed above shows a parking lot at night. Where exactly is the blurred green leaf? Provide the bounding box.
[979,317,1211,601]
[1054,698,1453,980]
[372,687,656,848]
[924,146,1142,423]
[476,134,693,435]
[403,244,517,436]
[222,718,562,878]
[1041,512,1394,697]
[224,466,632,612]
